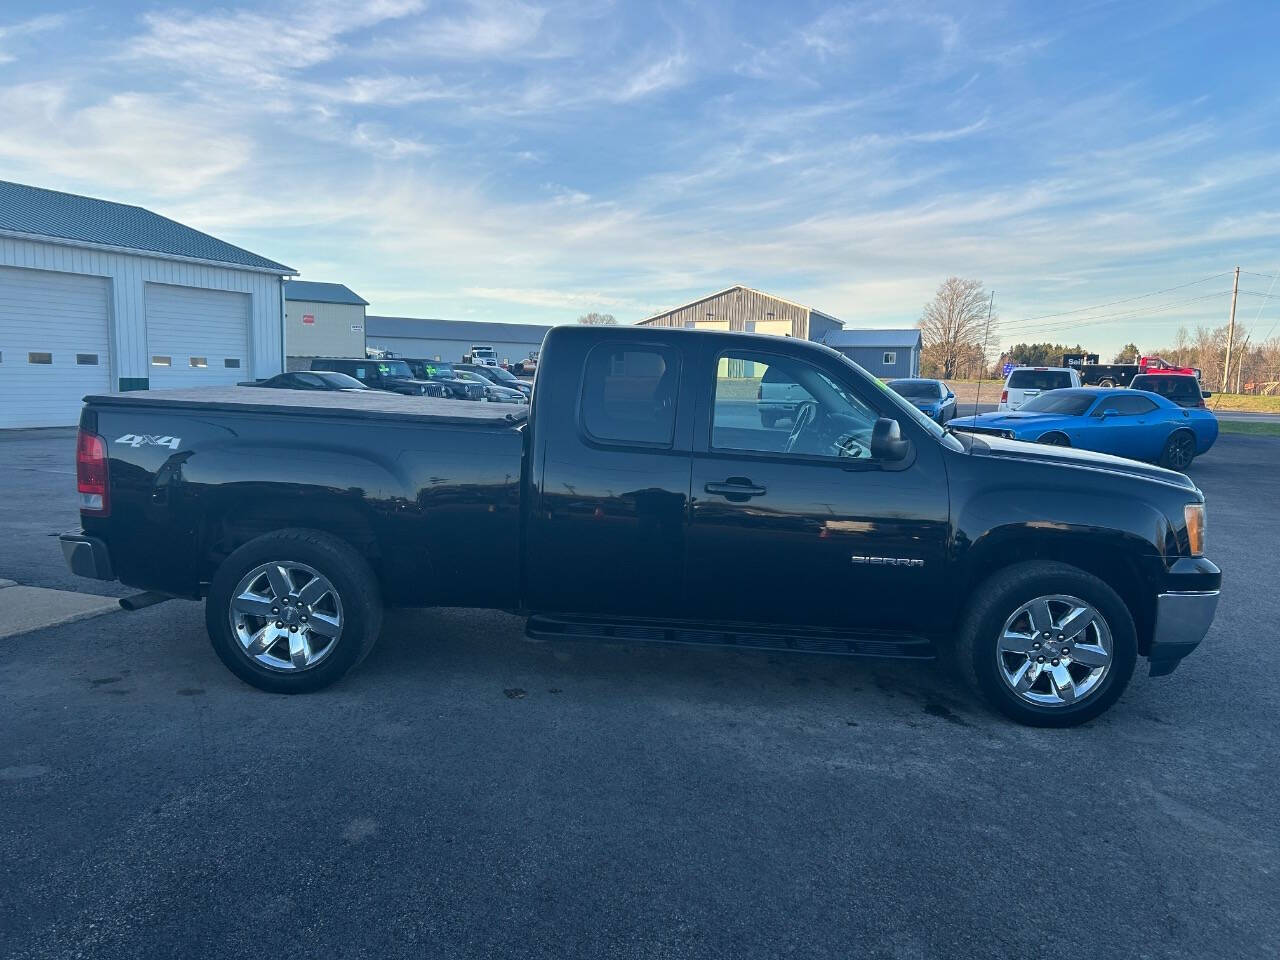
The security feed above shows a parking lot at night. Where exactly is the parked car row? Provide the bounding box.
[941,363,1217,468]
[247,357,531,404]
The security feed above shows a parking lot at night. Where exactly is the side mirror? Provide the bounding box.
[1201,391,1212,398]
[1099,407,1119,419]
[945,391,955,400]
[871,417,910,461]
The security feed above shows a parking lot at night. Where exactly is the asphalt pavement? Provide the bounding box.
[1,428,1278,959]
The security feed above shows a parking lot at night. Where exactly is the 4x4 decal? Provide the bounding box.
[115,434,182,450]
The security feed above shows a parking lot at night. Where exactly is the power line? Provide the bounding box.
[1000,291,1231,336]
[1008,272,1230,324]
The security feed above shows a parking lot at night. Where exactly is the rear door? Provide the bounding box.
[685,343,951,633]
[526,337,694,618]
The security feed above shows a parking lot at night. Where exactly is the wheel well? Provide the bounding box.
[201,496,380,582]
[960,535,1155,654]
[1037,431,1070,445]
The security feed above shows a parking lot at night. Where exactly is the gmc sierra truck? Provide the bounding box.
[60,326,1220,726]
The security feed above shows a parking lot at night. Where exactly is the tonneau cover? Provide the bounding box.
[83,386,528,427]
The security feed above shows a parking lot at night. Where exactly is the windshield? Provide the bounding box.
[419,362,454,378]
[314,372,367,389]
[1020,391,1096,415]
[1132,375,1200,399]
[888,380,941,400]
[376,361,412,378]
[833,353,962,450]
[488,366,518,382]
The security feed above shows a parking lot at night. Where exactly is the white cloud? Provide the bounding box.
[367,0,549,58]
[0,13,66,63]
[0,84,252,194]
[126,0,426,87]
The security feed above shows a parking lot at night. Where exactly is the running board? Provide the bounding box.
[525,615,934,660]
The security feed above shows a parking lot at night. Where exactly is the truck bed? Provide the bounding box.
[83,386,528,428]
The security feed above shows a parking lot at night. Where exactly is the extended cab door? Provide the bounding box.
[524,333,694,618]
[685,342,951,634]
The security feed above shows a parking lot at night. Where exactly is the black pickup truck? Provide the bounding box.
[60,326,1220,726]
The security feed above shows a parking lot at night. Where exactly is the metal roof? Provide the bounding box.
[284,280,368,305]
[822,328,922,349]
[640,285,845,327]
[0,180,295,274]
[367,315,556,343]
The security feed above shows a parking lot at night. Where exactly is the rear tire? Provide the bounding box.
[1098,378,1116,388]
[956,561,1137,727]
[1158,430,1196,470]
[760,411,777,428]
[205,528,382,694]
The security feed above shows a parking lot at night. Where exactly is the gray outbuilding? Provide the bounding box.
[284,280,368,368]
[0,180,295,428]
[820,328,922,378]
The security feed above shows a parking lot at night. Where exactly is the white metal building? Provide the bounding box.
[0,180,296,428]
[366,316,555,365]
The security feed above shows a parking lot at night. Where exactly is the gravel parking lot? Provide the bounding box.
[1,428,1277,959]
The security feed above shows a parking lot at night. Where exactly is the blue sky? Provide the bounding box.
[0,0,1277,353]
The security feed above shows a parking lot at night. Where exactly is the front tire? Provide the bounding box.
[956,561,1137,727]
[760,411,777,428]
[205,529,383,693]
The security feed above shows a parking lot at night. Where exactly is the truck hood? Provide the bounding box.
[958,432,1196,491]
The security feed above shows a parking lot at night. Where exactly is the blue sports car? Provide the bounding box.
[950,387,1217,469]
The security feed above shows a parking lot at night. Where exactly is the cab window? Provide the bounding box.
[712,350,879,459]
[580,345,680,446]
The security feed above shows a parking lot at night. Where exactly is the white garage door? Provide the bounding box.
[145,283,250,389]
[0,265,112,428]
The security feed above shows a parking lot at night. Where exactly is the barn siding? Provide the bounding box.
[0,234,286,388]
[639,288,812,339]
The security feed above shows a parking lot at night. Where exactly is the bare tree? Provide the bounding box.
[918,277,997,379]
[577,312,617,325]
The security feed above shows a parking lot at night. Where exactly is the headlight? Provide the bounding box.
[1184,503,1205,556]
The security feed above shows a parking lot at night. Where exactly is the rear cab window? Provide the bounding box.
[1007,369,1073,390]
[579,344,680,446]
[1133,376,1200,400]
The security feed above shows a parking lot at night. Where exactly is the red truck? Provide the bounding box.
[1061,353,1201,387]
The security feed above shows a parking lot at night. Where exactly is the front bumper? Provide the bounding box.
[1148,556,1221,677]
[60,532,115,581]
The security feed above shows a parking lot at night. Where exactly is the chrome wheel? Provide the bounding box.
[996,594,1113,707]
[228,561,343,672]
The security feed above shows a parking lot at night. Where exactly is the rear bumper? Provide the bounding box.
[60,532,115,581]
[1148,557,1221,677]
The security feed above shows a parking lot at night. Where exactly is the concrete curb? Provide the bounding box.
[0,585,121,639]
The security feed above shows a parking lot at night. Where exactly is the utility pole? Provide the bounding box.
[1222,266,1239,394]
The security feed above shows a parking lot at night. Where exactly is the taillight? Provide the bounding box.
[1000,390,1008,403]
[76,429,109,516]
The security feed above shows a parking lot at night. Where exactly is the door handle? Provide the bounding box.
[704,478,767,500]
